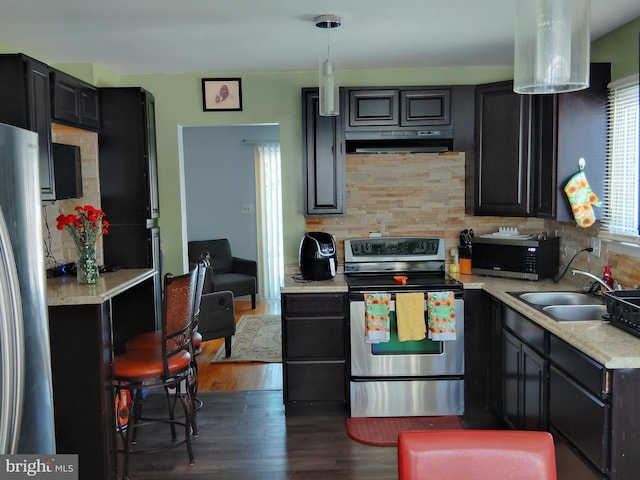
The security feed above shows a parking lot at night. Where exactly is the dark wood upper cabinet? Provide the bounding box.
[0,54,54,201]
[99,87,160,225]
[400,89,451,127]
[543,63,610,221]
[302,87,345,216]
[348,89,399,127]
[346,87,451,129]
[50,68,100,130]
[474,80,534,216]
[473,63,610,219]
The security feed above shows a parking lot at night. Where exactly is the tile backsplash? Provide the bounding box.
[306,151,640,289]
[43,124,103,269]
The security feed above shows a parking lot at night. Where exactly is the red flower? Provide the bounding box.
[56,205,108,249]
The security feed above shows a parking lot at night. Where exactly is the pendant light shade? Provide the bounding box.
[514,0,591,94]
[315,15,341,116]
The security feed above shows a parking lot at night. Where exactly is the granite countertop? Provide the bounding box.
[280,272,348,293]
[281,271,640,369]
[47,268,157,306]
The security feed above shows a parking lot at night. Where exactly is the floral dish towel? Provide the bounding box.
[427,291,456,341]
[364,293,391,344]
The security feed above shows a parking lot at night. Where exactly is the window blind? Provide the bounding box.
[602,75,639,236]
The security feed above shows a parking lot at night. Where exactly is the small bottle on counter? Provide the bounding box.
[602,265,614,289]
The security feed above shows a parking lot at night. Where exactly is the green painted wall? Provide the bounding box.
[115,66,513,275]
[1,15,638,276]
[592,16,640,80]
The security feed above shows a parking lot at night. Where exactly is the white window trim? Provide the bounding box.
[600,72,639,242]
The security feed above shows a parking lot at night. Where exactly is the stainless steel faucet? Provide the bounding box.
[571,269,614,292]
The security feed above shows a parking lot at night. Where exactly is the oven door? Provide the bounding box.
[350,296,464,377]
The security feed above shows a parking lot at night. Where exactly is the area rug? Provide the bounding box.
[345,416,465,446]
[210,314,281,363]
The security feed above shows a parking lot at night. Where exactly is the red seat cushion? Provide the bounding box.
[113,349,191,379]
[126,330,201,351]
[125,331,162,350]
[398,430,556,480]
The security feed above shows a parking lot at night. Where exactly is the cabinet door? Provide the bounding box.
[502,329,521,429]
[475,81,533,216]
[285,362,347,402]
[27,60,55,201]
[488,297,503,415]
[0,55,53,201]
[302,88,345,216]
[521,343,547,431]
[532,94,557,218]
[99,88,159,224]
[549,366,609,473]
[348,89,399,127]
[554,63,610,222]
[400,88,451,127]
[144,94,160,218]
[50,69,100,130]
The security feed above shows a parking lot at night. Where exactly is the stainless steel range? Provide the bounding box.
[345,236,464,417]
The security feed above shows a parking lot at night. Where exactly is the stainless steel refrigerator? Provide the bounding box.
[0,122,56,453]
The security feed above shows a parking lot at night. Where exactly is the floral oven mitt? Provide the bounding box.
[564,171,601,228]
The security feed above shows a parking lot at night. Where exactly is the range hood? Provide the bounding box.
[345,127,454,154]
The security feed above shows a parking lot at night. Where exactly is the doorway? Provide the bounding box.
[182,124,282,301]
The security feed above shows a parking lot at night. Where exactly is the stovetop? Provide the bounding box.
[345,272,462,293]
[344,236,461,293]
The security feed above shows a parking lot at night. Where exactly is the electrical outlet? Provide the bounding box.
[591,237,601,257]
[242,204,252,214]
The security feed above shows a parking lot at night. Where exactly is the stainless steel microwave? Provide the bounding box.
[471,236,560,280]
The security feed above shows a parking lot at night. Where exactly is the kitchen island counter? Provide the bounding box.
[46,268,158,480]
[47,268,157,305]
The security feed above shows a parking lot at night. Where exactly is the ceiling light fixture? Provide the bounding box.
[315,14,341,116]
[514,0,591,94]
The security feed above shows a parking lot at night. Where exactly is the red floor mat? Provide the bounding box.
[345,416,464,446]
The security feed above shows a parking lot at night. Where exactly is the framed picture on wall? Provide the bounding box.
[202,78,243,111]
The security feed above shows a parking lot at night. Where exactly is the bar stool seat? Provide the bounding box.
[126,330,202,354]
[113,349,191,378]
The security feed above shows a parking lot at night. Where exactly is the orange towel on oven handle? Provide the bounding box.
[396,292,426,341]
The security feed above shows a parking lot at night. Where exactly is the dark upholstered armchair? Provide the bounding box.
[188,238,258,309]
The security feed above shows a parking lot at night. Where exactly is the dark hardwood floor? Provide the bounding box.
[125,298,497,479]
[126,390,398,480]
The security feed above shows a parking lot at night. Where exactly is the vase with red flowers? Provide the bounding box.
[56,205,109,284]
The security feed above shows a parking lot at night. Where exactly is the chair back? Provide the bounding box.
[187,239,232,272]
[193,259,208,321]
[398,430,557,480]
[161,267,197,375]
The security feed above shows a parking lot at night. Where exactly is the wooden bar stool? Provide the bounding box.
[113,268,197,480]
[125,261,207,435]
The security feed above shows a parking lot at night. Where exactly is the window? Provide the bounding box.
[602,74,639,237]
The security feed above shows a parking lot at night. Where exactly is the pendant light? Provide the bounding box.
[514,0,591,94]
[315,15,341,116]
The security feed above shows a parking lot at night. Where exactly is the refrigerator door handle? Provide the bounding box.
[0,206,25,454]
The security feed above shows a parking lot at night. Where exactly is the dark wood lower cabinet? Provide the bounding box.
[281,292,348,414]
[489,298,640,480]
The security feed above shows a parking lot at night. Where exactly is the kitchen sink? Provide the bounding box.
[541,305,608,322]
[516,291,602,306]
